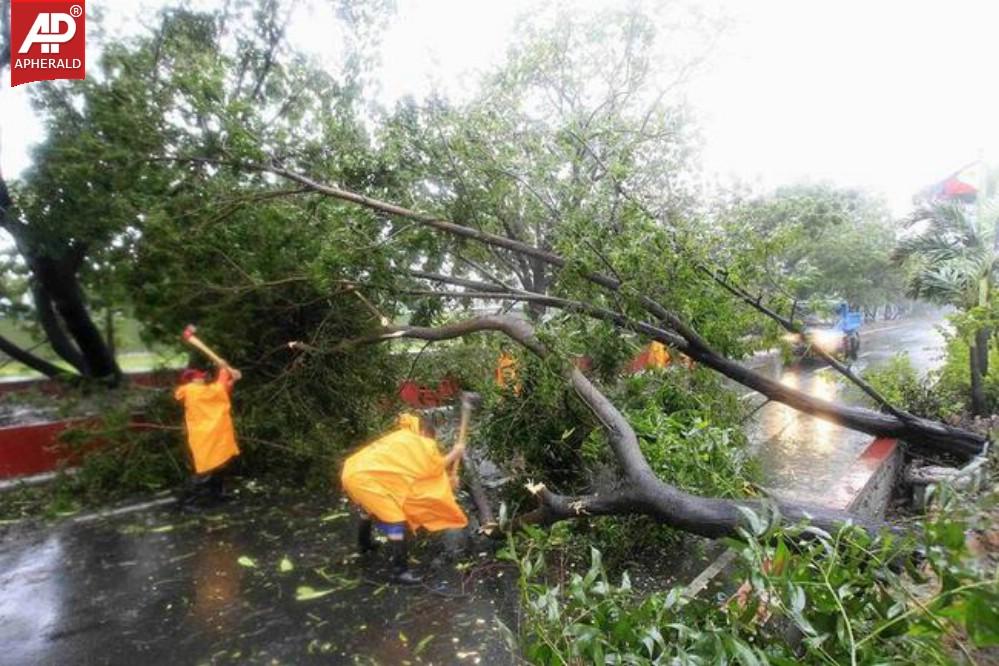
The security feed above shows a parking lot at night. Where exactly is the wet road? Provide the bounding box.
[743,317,947,504]
[0,488,518,665]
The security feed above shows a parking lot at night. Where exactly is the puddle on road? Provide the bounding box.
[0,487,519,665]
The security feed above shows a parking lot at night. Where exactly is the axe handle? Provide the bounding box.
[450,398,473,478]
[185,334,229,369]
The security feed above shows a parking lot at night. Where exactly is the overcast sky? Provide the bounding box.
[3,0,997,215]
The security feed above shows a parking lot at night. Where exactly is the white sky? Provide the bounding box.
[3,0,998,215]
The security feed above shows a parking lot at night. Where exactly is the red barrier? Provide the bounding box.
[0,348,689,478]
[858,437,898,468]
[398,376,461,408]
[0,418,99,478]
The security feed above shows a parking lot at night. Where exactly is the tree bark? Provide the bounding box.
[369,315,882,539]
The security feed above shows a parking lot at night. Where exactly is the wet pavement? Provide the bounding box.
[0,486,519,665]
[743,317,947,504]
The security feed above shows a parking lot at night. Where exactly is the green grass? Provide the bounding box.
[0,315,184,380]
[0,351,186,379]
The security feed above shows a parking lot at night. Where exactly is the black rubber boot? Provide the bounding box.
[177,476,209,511]
[199,472,230,506]
[390,540,421,585]
[357,518,378,554]
[208,473,224,499]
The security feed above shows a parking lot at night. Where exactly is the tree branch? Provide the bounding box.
[171,157,987,458]
[364,314,883,539]
[0,333,68,378]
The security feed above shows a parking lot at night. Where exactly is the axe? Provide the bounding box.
[182,324,231,370]
[449,392,479,479]
[449,392,497,534]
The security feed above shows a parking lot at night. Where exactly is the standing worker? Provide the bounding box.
[341,414,468,584]
[175,325,243,507]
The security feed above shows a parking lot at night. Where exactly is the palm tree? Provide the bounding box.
[894,198,999,415]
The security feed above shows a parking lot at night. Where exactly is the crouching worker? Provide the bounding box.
[341,414,468,584]
[174,362,242,507]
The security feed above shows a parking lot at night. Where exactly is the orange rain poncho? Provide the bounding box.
[495,352,521,393]
[341,415,468,533]
[174,368,240,474]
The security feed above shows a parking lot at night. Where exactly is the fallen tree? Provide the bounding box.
[244,161,986,460]
[358,315,881,538]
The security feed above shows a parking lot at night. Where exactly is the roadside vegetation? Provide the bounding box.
[503,483,999,665]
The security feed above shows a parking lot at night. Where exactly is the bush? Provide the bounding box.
[862,354,964,420]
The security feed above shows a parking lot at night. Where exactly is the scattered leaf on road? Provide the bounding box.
[296,586,336,601]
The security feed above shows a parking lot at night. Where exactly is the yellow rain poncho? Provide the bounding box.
[341,415,468,532]
[174,368,240,474]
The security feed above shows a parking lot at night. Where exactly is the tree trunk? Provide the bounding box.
[32,284,87,373]
[970,331,987,416]
[371,315,884,539]
[105,308,116,359]
[32,256,122,383]
[975,326,989,379]
[1,171,121,385]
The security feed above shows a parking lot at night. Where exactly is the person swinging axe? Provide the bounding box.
[174,324,243,508]
[341,411,470,585]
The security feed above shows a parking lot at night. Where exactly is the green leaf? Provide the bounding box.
[296,586,336,601]
[237,555,257,568]
[279,557,294,573]
[724,635,762,666]
[413,634,435,656]
[966,591,999,647]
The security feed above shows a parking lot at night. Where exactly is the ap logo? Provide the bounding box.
[9,0,86,87]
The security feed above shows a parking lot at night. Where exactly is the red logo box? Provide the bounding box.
[10,0,86,87]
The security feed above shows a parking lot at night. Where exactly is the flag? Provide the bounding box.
[926,162,979,202]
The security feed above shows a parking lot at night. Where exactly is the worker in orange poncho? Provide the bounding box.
[174,361,242,506]
[495,350,521,394]
[341,414,468,584]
